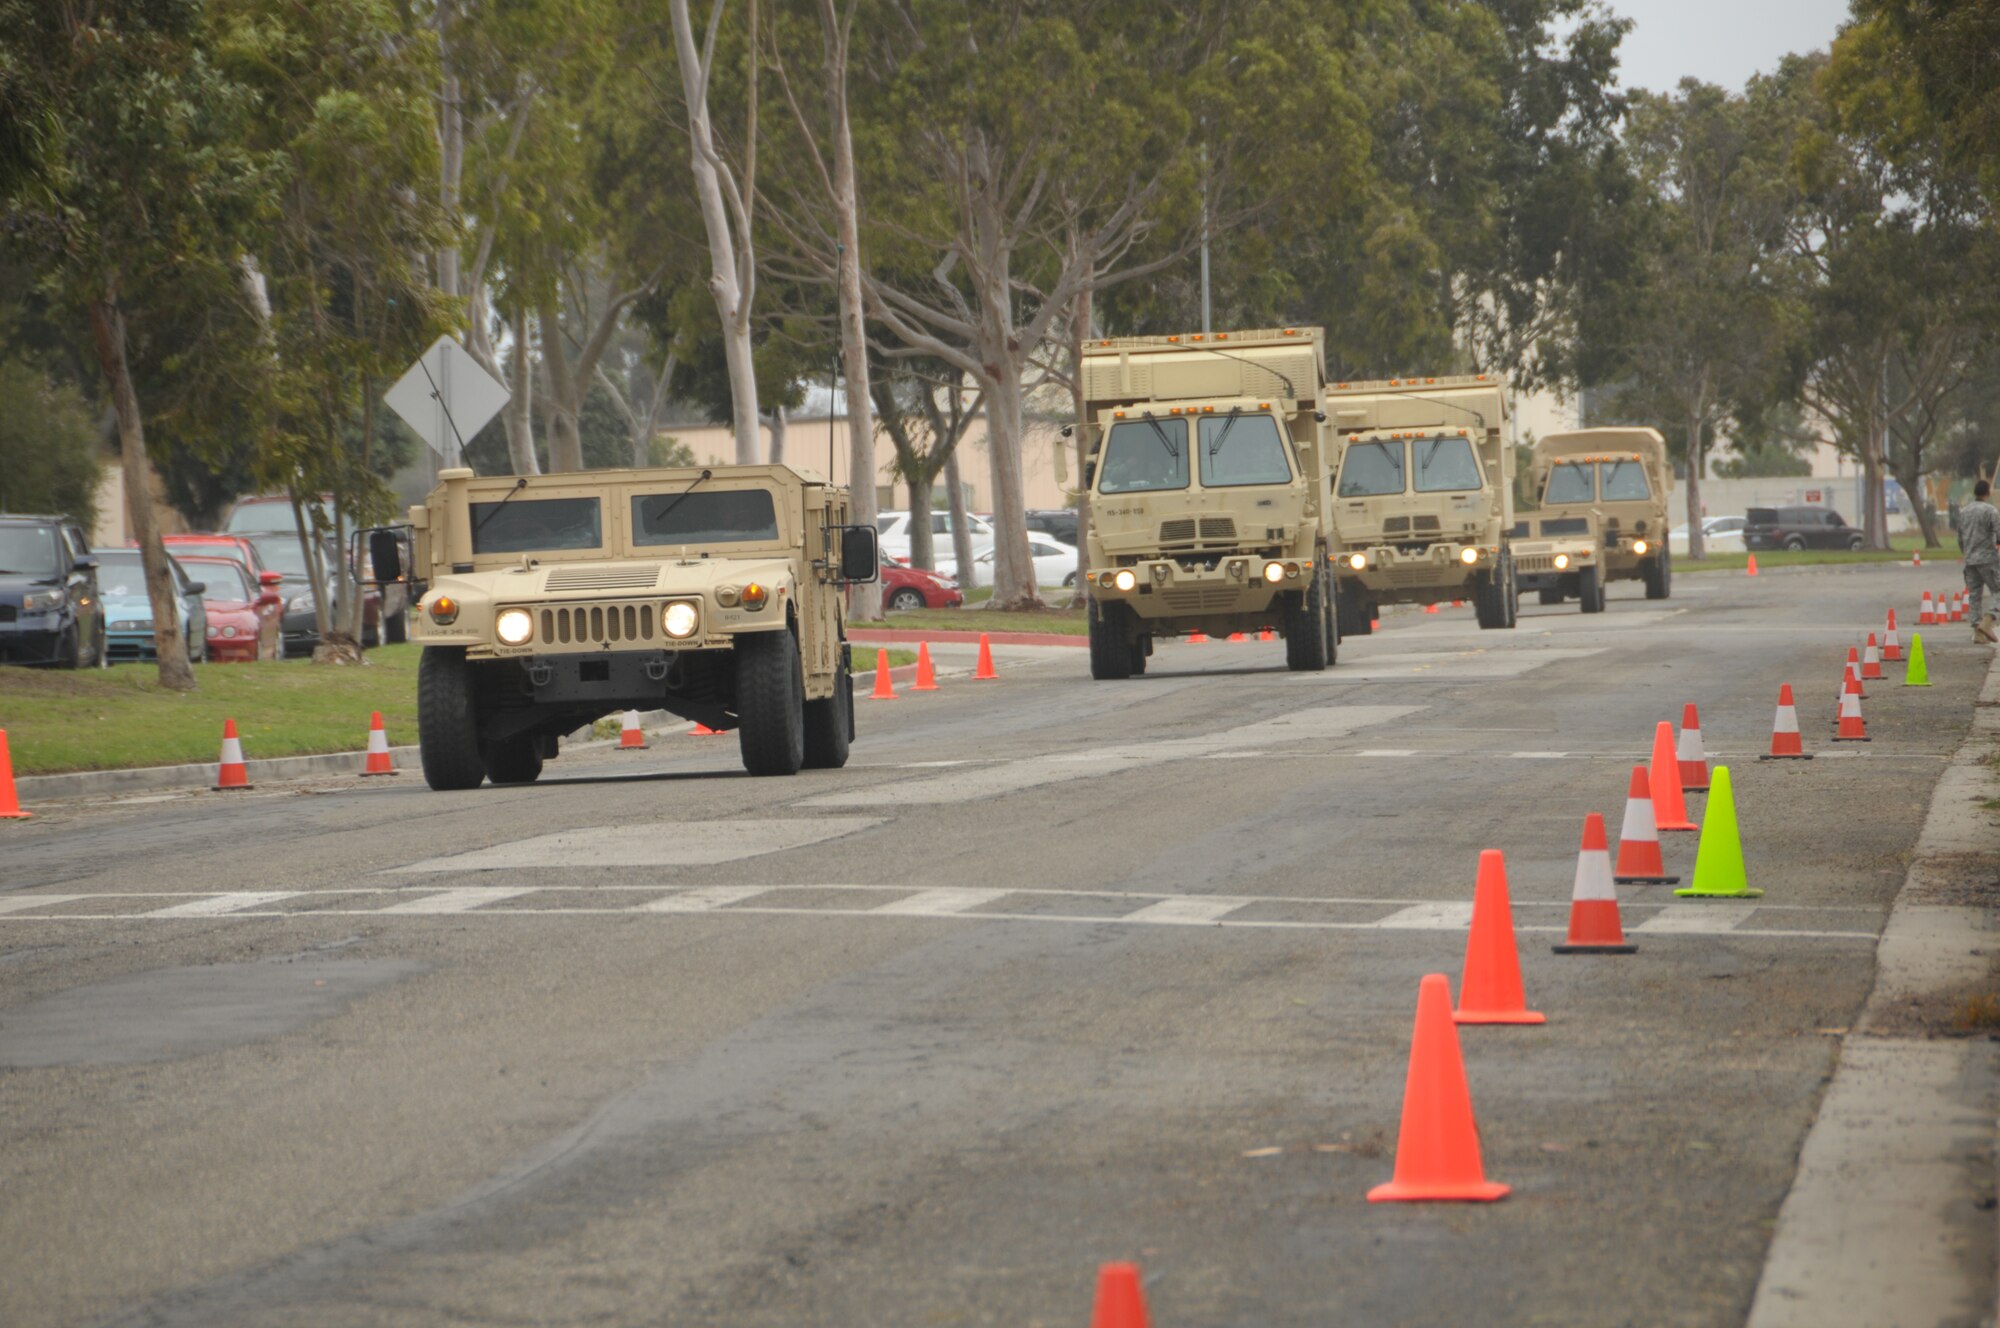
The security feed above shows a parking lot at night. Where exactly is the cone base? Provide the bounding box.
[0,809,31,819]
[1368,1179,1510,1204]
[359,770,399,777]
[1453,1008,1546,1025]
[212,784,254,792]
[1614,873,1681,885]
[1553,942,1637,955]
[1904,682,1931,689]
[911,683,939,692]
[1759,753,1814,761]
[1830,734,1871,742]
[1673,886,1765,898]
[617,744,648,750]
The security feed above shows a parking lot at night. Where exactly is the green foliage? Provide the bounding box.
[0,359,101,526]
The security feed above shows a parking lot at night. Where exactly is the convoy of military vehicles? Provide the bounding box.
[366,326,1674,789]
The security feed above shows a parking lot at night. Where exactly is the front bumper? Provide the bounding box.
[1512,541,1596,591]
[1334,542,1493,603]
[0,620,67,664]
[106,629,157,663]
[1084,555,1310,621]
[1599,538,1659,579]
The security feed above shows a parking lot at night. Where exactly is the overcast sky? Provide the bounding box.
[1603,0,1853,94]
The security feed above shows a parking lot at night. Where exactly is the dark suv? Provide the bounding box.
[0,514,106,667]
[1024,508,1078,546]
[1743,506,1866,552]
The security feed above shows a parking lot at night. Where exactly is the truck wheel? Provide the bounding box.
[1323,571,1340,666]
[1335,581,1371,638]
[803,649,853,769]
[484,734,544,785]
[1088,600,1134,680]
[1128,633,1149,676]
[736,629,805,776]
[1645,547,1672,599]
[417,647,487,791]
[1476,552,1519,630]
[1286,568,1331,671]
[1579,564,1606,613]
[385,608,408,645]
[1539,587,1565,606]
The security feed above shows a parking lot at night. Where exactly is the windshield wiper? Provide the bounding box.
[473,477,530,536]
[643,469,715,537]
[1206,408,1245,459]
[1137,413,1180,461]
[1418,436,1448,471]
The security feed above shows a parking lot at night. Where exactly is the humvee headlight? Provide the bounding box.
[1347,553,1367,572]
[1554,553,1570,570]
[1263,562,1286,584]
[663,601,700,638]
[1460,547,1480,565]
[741,582,769,610]
[1113,569,1137,592]
[495,608,533,645]
[1632,539,1649,556]
[428,596,459,625]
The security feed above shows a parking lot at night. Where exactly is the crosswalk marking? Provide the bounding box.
[1118,897,1246,926]
[636,886,772,913]
[1370,902,1475,929]
[1632,904,1750,934]
[0,895,82,916]
[378,887,540,914]
[872,888,1009,916]
[146,892,302,918]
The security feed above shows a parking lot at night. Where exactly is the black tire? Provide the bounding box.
[803,649,853,769]
[1129,633,1149,676]
[1323,569,1340,666]
[736,629,806,776]
[1644,545,1671,599]
[1783,535,1806,551]
[1475,551,1519,630]
[886,587,926,613]
[1063,571,1077,588]
[1539,587,1565,606]
[1088,599,1134,680]
[1847,533,1865,551]
[385,609,408,645]
[417,647,488,791]
[1580,563,1606,613]
[1286,566,1331,671]
[1335,580,1371,638]
[92,617,108,668]
[484,734,544,785]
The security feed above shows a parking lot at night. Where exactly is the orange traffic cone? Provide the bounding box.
[1258,628,1274,642]
[1368,973,1511,1203]
[1649,721,1697,832]
[690,722,723,736]
[1614,765,1679,884]
[1884,609,1904,662]
[1370,617,1381,631]
[1089,1263,1151,1328]
[1834,672,1869,741]
[1862,634,1885,681]
[1453,599,1466,608]
[974,633,998,680]
[1677,702,1710,792]
[1761,683,1812,760]
[1188,630,1211,643]
[1455,849,1544,1025]
[1553,813,1636,954]
[1957,590,1970,623]
[1920,591,1936,625]
[1227,631,1247,643]
[0,728,29,819]
[1913,549,1922,567]
[1424,603,1440,614]
[870,648,898,700]
[912,642,939,691]
[1746,554,1759,576]
[1844,648,1868,698]
[214,718,252,791]
[618,709,647,749]
[361,711,398,775]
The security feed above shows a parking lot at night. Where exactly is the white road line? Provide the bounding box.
[1361,749,1418,757]
[636,886,772,913]
[1632,904,1751,934]
[0,895,82,915]
[392,818,884,873]
[872,888,1009,916]
[1511,751,1568,759]
[146,892,303,918]
[378,887,541,914]
[1370,902,1475,929]
[1118,897,1247,926]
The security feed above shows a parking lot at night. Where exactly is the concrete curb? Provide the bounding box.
[849,627,1086,648]
[1747,646,2000,1328]
[15,746,425,801]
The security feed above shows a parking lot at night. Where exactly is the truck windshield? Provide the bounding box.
[1198,414,1292,487]
[469,496,602,554]
[1337,441,1405,496]
[631,490,780,545]
[1413,436,1482,492]
[1600,459,1651,501]
[1098,418,1189,494]
[1544,462,1594,504]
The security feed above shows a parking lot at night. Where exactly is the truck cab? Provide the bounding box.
[1529,429,1675,601]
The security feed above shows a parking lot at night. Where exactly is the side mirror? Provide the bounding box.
[185,581,207,596]
[839,524,879,583]
[368,528,404,582]
[73,553,98,571]
[259,570,284,588]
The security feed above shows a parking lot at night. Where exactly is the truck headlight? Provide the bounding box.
[22,588,66,613]
[1460,547,1479,565]
[1554,553,1570,570]
[1113,569,1137,592]
[1347,553,1367,572]
[663,601,699,638]
[495,608,533,645]
[1263,563,1286,584]
[1632,539,1649,555]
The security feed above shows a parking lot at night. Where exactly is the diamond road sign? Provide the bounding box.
[384,336,510,465]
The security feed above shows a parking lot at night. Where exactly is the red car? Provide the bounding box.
[157,533,270,577]
[176,555,285,661]
[880,560,962,612]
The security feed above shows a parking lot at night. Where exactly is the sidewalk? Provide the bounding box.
[1748,649,2000,1327]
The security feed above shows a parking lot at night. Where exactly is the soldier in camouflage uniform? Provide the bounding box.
[1958,480,2000,643]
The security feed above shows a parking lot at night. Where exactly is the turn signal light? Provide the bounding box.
[428,596,459,625]
[742,582,769,609]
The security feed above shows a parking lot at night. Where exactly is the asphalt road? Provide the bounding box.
[0,565,1985,1327]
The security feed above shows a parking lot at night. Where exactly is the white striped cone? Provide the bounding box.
[1554,812,1635,953]
[1884,610,1903,662]
[1862,635,1884,681]
[1913,550,1922,567]
[618,709,647,750]
[1614,766,1678,884]
[1676,702,1709,792]
[1843,653,1867,700]
[1763,683,1810,759]
[1834,675,1869,741]
[361,711,396,776]
[214,718,252,790]
[1920,591,1935,625]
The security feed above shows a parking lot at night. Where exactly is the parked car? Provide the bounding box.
[225,495,405,641]
[876,509,995,562]
[1743,506,1866,552]
[1024,508,1079,547]
[880,561,963,612]
[177,555,284,661]
[96,548,208,663]
[1668,515,1747,555]
[0,513,105,667]
[968,536,1080,588]
[159,532,270,579]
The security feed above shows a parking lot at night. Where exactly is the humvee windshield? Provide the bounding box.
[1198,414,1291,487]
[632,489,780,545]
[1413,436,1482,492]
[1601,459,1651,501]
[1544,459,1653,505]
[471,496,602,554]
[1545,462,1594,505]
[1337,440,1405,497]
[1098,418,1190,494]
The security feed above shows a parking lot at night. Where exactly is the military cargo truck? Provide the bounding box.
[364,464,878,789]
[1529,428,1675,601]
[1325,376,1517,632]
[1067,327,1339,679]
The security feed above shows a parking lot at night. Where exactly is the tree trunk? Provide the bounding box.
[943,444,976,597]
[504,306,541,475]
[1892,453,1941,547]
[539,298,585,472]
[88,296,194,690]
[1069,282,1091,606]
[908,478,934,574]
[1861,422,1887,550]
[768,404,786,464]
[829,58,879,618]
[1685,408,1706,562]
[980,365,1039,608]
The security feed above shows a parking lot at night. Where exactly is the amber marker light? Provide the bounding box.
[428,596,459,625]
[741,582,769,610]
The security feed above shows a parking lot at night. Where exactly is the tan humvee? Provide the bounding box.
[1068,327,1338,678]
[1325,376,1517,632]
[1529,428,1675,601]
[1509,516,1609,613]
[378,464,878,788]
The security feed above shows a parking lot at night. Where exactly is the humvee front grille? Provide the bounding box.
[1540,518,1590,536]
[1515,554,1559,574]
[538,601,658,646]
[545,564,663,592]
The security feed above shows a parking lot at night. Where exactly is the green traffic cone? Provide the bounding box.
[1674,766,1763,899]
[1905,631,1931,687]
